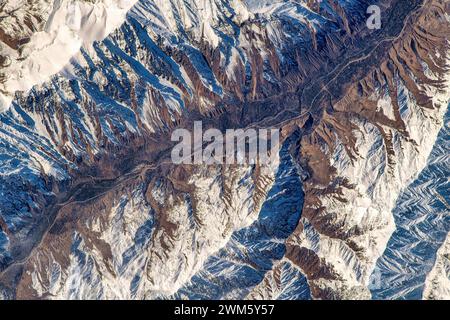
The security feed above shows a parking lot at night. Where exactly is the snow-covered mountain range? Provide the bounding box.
[0,0,448,300]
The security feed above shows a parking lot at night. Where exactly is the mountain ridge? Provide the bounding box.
[0,0,448,300]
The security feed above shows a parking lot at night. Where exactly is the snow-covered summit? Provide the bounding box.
[0,0,137,110]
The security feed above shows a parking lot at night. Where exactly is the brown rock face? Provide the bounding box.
[284,0,450,299]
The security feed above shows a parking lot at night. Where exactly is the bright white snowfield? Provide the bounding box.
[0,0,138,110]
[0,0,317,111]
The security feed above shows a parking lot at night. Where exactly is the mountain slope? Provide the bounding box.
[0,0,448,300]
